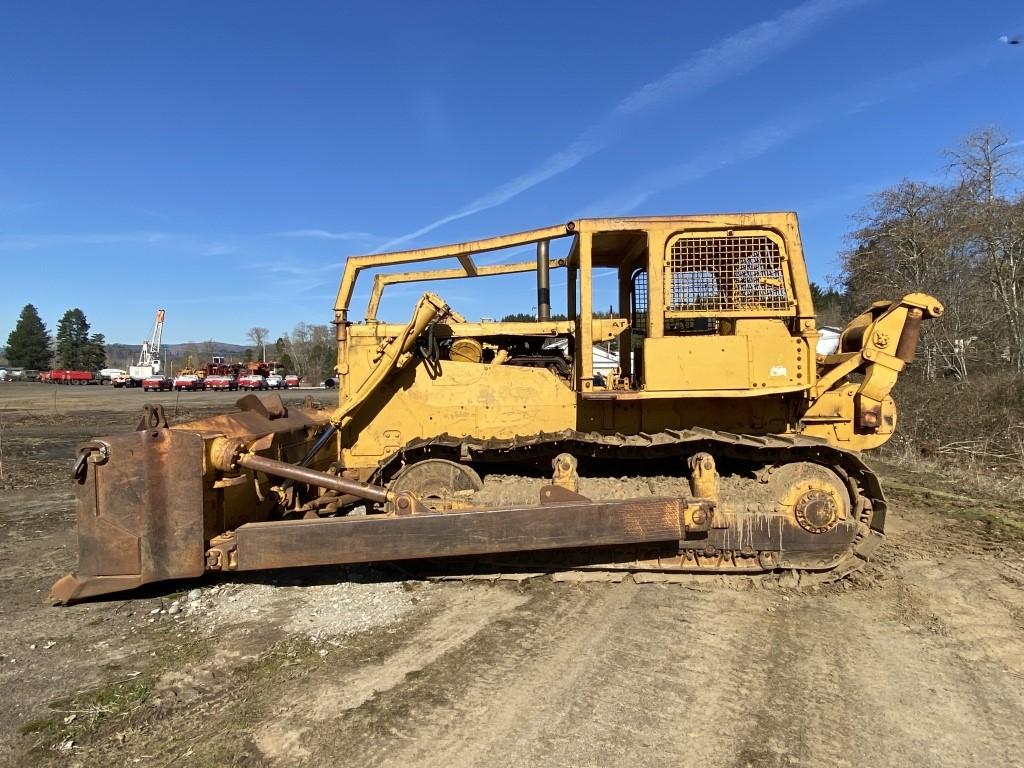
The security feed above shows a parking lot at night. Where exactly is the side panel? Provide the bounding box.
[643,336,750,390]
[576,395,795,436]
[341,360,577,465]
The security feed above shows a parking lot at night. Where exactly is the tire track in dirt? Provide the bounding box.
[253,585,528,762]
[284,581,783,768]
[255,552,1024,768]
[455,585,780,768]
[723,512,1024,768]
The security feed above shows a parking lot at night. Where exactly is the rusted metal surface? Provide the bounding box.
[52,428,207,604]
[213,492,855,578]
[52,400,891,602]
[384,459,482,514]
[135,403,168,431]
[234,452,391,504]
[895,307,924,362]
[225,496,684,572]
[52,401,334,603]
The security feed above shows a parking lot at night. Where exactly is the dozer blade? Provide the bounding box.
[51,428,207,604]
[52,396,335,604]
[50,413,689,603]
[223,497,684,573]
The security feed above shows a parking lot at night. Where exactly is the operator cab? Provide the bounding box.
[343,215,818,401]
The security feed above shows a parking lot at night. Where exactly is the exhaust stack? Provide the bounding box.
[536,239,550,321]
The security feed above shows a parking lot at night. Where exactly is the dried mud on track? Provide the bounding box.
[2,384,1024,767]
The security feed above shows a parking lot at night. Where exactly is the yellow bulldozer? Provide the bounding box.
[52,213,942,603]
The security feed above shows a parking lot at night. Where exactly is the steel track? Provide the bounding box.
[373,427,886,580]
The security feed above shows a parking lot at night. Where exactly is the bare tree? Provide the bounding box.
[945,126,1018,203]
[841,127,1024,378]
[947,129,1024,371]
[843,180,985,380]
[246,327,270,363]
[277,323,335,382]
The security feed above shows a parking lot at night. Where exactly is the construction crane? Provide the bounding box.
[128,309,165,383]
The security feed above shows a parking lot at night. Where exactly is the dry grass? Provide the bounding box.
[880,440,1024,502]
[883,371,1024,503]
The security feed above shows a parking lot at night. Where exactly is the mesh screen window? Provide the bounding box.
[666,234,790,313]
[631,269,648,334]
[632,268,719,335]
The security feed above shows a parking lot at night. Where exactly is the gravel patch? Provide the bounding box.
[182,575,420,642]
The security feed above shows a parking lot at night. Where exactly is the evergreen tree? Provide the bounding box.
[500,312,570,322]
[5,304,53,369]
[82,333,107,370]
[809,282,851,328]
[500,312,537,322]
[54,308,92,369]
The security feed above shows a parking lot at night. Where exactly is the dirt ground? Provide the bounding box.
[1,383,1024,768]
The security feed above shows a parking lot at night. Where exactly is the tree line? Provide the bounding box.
[4,305,106,370]
[841,127,1023,382]
[270,323,335,383]
[839,127,1024,470]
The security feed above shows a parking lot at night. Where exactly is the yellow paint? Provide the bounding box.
[330,214,943,475]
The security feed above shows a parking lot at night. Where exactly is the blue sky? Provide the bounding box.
[1,0,1022,345]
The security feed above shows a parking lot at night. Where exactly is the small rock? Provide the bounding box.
[167,604,180,616]
[149,608,160,615]
[29,644,36,650]
[187,589,202,602]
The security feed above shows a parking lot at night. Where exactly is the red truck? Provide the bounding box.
[204,375,237,391]
[142,375,172,392]
[173,374,204,392]
[238,374,267,390]
[45,370,95,385]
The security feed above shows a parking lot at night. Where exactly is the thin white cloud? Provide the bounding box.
[375,0,868,252]
[275,229,381,242]
[202,243,237,257]
[255,260,346,277]
[582,121,805,215]
[0,231,168,251]
[583,43,1001,216]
